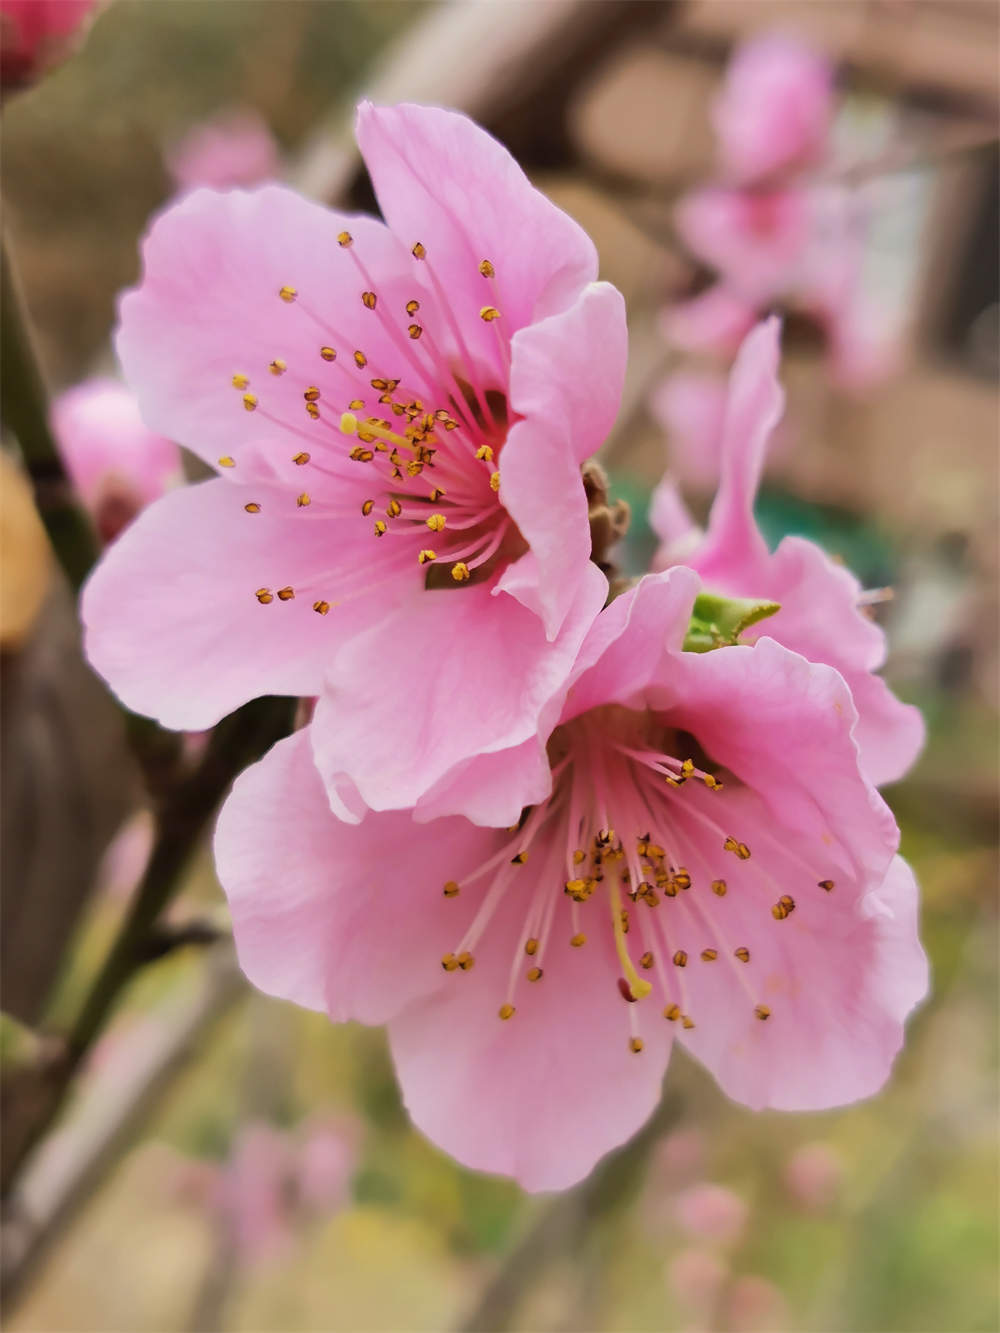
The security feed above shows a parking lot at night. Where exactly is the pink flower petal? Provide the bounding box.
[662,284,757,356]
[82,478,398,729]
[675,188,810,305]
[214,728,500,1023]
[356,101,598,379]
[649,370,729,491]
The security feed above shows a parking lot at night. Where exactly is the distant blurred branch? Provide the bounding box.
[456,1091,683,1333]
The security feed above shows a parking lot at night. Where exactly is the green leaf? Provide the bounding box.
[683,592,781,653]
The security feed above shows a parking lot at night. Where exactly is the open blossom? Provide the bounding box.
[652,320,923,787]
[52,378,182,544]
[82,101,622,824]
[165,108,281,192]
[0,0,97,89]
[215,565,927,1191]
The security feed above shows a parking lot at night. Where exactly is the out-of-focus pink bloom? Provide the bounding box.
[83,101,622,826]
[652,319,924,786]
[294,1114,360,1215]
[0,0,97,89]
[675,188,812,306]
[674,1183,749,1247]
[166,109,281,192]
[662,285,756,358]
[712,33,835,186]
[666,1247,729,1318]
[52,377,181,544]
[216,564,927,1192]
[727,1274,791,1332]
[220,1122,295,1265]
[783,1141,844,1212]
[649,370,729,491]
[652,1128,706,1186]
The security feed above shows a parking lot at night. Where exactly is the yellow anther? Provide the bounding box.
[386,499,402,518]
[304,386,321,403]
[457,951,474,971]
[218,456,235,468]
[426,513,446,532]
[353,350,367,368]
[570,933,586,948]
[672,950,688,968]
[293,452,310,466]
[704,773,723,790]
[681,1015,696,1030]
[734,946,750,963]
[475,444,494,462]
[479,305,500,322]
[361,499,374,517]
[629,1036,644,1054]
[666,776,686,788]
[572,849,586,865]
[639,951,654,970]
[701,948,718,962]
[277,586,295,601]
[412,241,426,259]
[443,419,458,431]
[231,373,249,389]
[673,868,691,891]
[278,286,297,302]
[405,300,420,317]
[337,231,353,247]
[255,588,273,604]
[362,290,377,310]
[663,1004,680,1022]
[724,836,751,859]
[451,562,470,583]
[478,259,495,278]
[681,758,695,776]
[313,600,330,615]
[443,881,460,898]
[489,471,501,492]
[244,502,261,514]
[498,1003,515,1021]
[527,966,543,983]
[441,953,458,972]
[373,520,387,537]
[510,850,528,865]
[755,1004,771,1021]
[524,938,538,957]
[268,359,286,376]
[712,879,727,897]
[243,393,258,412]
[407,323,423,340]
[297,493,310,507]
[818,879,835,892]
[772,895,796,920]
[305,403,320,421]
[418,549,436,564]
[320,346,337,361]
[564,878,588,900]
[611,881,652,1000]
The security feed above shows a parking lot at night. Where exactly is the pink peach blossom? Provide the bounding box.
[215,565,927,1191]
[783,1140,843,1211]
[662,285,756,358]
[649,370,729,492]
[674,1182,748,1247]
[0,0,97,88]
[666,1246,729,1319]
[52,377,182,544]
[166,108,281,192]
[712,33,835,186]
[652,319,923,787]
[727,1274,791,1332]
[220,1122,296,1264]
[83,101,621,825]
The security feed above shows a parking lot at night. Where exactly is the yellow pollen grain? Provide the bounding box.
[405,299,420,316]
[527,966,543,983]
[524,938,538,956]
[293,452,310,466]
[306,403,320,420]
[701,948,718,962]
[663,1004,680,1022]
[451,562,470,583]
[479,305,500,322]
[443,881,460,898]
[313,600,330,615]
[412,241,426,259]
[244,502,261,514]
[712,879,727,896]
[498,1003,515,1021]
[510,851,528,865]
[441,952,458,972]
[418,549,436,564]
[243,393,258,412]
[772,895,796,920]
[734,946,750,963]
[255,588,273,604]
[218,456,235,468]
[629,1037,644,1054]
[337,231,353,247]
[478,259,495,278]
[476,444,494,463]
[278,286,297,303]
[408,323,423,340]
[426,513,446,532]
[386,499,402,518]
[818,879,835,892]
[639,951,654,970]
[374,520,387,537]
[570,933,586,948]
[361,499,374,516]
[362,291,377,310]
[353,350,367,368]
[490,471,501,492]
[755,1004,771,1021]
[268,359,286,376]
[429,486,446,502]
[320,346,337,361]
[277,586,294,601]
[297,493,310,507]
[681,1015,695,1030]
[304,386,321,403]
[231,373,249,389]
[457,952,474,971]
[673,950,688,968]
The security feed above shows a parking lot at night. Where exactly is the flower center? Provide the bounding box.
[438,705,838,1052]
